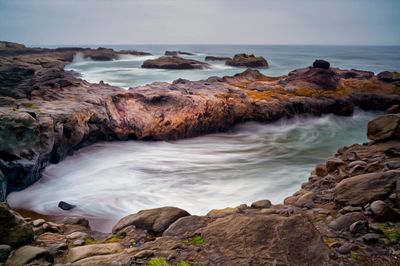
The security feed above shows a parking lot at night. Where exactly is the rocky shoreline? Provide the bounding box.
[1,43,400,265]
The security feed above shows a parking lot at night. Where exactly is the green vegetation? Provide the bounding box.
[84,237,96,245]
[21,102,37,109]
[350,251,358,262]
[379,222,400,243]
[105,232,127,243]
[148,257,170,266]
[177,261,191,266]
[182,235,204,246]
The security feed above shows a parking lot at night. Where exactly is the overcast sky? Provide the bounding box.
[0,0,399,45]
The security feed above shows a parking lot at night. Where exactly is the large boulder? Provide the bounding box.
[5,245,50,266]
[0,203,34,248]
[141,56,208,69]
[112,207,190,233]
[367,114,400,141]
[67,243,123,263]
[284,67,341,89]
[334,170,400,206]
[226,54,268,68]
[163,215,211,237]
[313,59,330,69]
[328,212,366,231]
[198,214,330,265]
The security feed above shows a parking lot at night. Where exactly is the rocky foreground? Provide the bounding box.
[1,43,400,265]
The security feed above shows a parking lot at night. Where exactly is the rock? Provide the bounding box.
[387,161,400,170]
[313,59,330,69]
[0,245,11,262]
[0,41,26,49]
[362,233,381,244]
[163,216,211,237]
[315,164,327,176]
[370,200,400,222]
[340,206,363,214]
[396,178,400,205]
[326,158,345,172]
[367,114,400,141]
[206,207,240,217]
[72,239,85,246]
[0,170,5,202]
[0,203,34,248]
[328,212,366,231]
[5,245,50,266]
[226,54,268,68]
[334,170,400,206]
[165,51,194,56]
[337,242,357,254]
[198,214,330,265]
[66,231,88,240]
[112,207,190,234]
[284,66,341,89]
[386,104,400,114]
[349,220,369,234]
[68,243,123,263]
[378,71,400,82]
[348,160,367,168]
[295,191,315,208]
[250,199,272,209]
[133,250,154,258]
[58,201,76,210]
[32,218,46,227]
[141,56,208,69]
[62,216,89,227]
[204,56,231,61]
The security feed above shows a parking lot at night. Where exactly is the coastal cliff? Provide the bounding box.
[1,43,400,265]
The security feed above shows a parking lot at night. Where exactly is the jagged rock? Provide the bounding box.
[68,243,123,263]
[205,56,231,61]
[163,216,211,237]
[198,214,330,265]
[112,207,190,233]
[313,59,330,69]
[141,56,208,69]
[370,200,400,222]
[326,158,345,172]
[5,245,50,266]
[334,170,400,205]
[226,54,268,68]
[0,203,34,248]
[58,201,76,210]
[367,114,400,141]
[250,199,272,209]
[0,245,11,263]
[328,212,366,231]
[284,66,341,89]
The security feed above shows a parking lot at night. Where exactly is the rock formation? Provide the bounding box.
[141,56,209,69]
[226,53,268,68]
[204,56,231,61]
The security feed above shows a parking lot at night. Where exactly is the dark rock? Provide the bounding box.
[328,212,366,231]
[370,200,400,222]
[226,54,268,68]
[387,161,400,169]
[386,104,400,114]
[58,201,75,211]
[334,170,400,206]
[0,170,5,202]
[0,245,11,263]
[61,216,89,227]
[367,114,400,141]
[349,220,369,234]
[295,192,315,208]
[118,50,152,56]
[362,233,381,244]
[204,56,231,61]
[326,158,345,172]
[141,56,208,69]
[313,59,330,69]
[165,51,194,56]
[250,199,272,209]
[0,203,34,248]
[336,242,357,254]
[378,71,400,82]
[112,207,190,233]
[284,67,341,89]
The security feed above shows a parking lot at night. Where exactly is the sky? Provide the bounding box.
[0,0,399,45]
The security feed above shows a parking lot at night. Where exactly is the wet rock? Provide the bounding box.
[226,54,268,68]
[370,200,400,222]
[362,233,381,244]
[349,220,369,234]
[58,201,76,210]
[0,203,34,248]
[62,216,89,227]
[367,114,400,141]
[142,56,208,69]
[205,56,231,61]
[6,245,51,266]
[68,243,123,263]
[328,212,366,231]
[326,158,345,172]
[386,104,400,114]
[163,216,211,237]
[250,199,272,209]
[313,59,330,69]
[334,170,400,206]
[0,245,11,263]
[112,207,190,233]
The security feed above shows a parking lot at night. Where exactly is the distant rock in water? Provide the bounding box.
[205,56,231,61]
[58,201,76,211]
[165,51,194,56]
[118,50,152,56]
[141,56,209,69]
[313,59,330,69]
[226,53,268,68]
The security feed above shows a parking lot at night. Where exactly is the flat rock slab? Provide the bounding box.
[68,243,124,263]
[6,245,49,266]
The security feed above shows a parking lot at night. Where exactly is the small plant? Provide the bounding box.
[181,235,204,246]
[379,222,400,243]
[177,261,191,266]
[147,257,170,266]
[84,237,97,245]
[105,232,127,243]
[350,251,358,262]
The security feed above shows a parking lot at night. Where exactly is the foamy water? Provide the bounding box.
[8,111,378,232]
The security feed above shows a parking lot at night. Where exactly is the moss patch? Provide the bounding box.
[148,257,170,266]
[177,261,191,266]
[182,235,204,246]
[350,251,358,262]
[104,232,127,243]
[379,222,400,243]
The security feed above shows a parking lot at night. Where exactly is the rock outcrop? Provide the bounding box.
[165,51,194,56]
[226,53,268,68]
[204,56,231,61]
[141,56,209,69]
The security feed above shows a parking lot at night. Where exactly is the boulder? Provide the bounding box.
[5,245,50,266]
[198,214,330,265]
[250,199,272,209]
[58,201,76,210]
[62,216,89,227]
[0,203,34,248]
[367,114,400,141]
[163,215,211,237]
[67,243,123,263]
[204,56,231,61]
[112,207,190,233]
[283,66,341,90]
[313,59,330,69]
[165,51,194,56]
[226,54,268,68]
[334,170,400,206]
[141,56,208,69]
[0,245,11,263]
[370,200,400,222]
[378,71,400,82]
[207,207,240,217]
[295,191,315,208]
[386,104,400,114]
[328,212,366,231]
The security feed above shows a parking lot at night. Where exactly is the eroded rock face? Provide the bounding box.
[141,56,209,69]
[367,114,400,141]
[226,53,268,68]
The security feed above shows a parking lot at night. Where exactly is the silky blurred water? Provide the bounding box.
[63,45,400,88]
[8,111,379,232]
